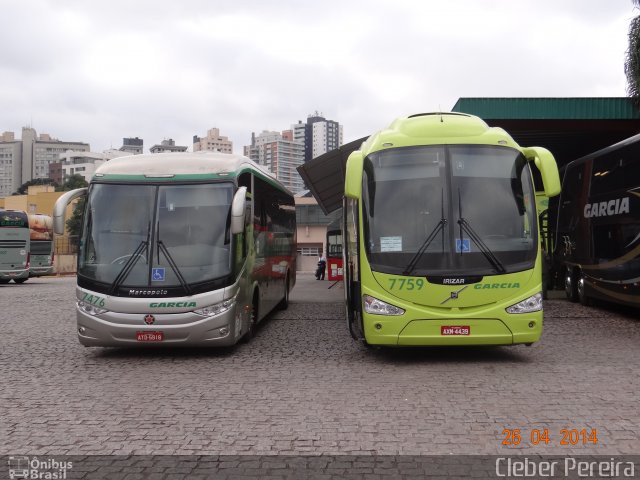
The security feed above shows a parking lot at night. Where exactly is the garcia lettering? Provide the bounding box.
[473,283,520,290]
[149,302,197,308]
[583,197,630,218]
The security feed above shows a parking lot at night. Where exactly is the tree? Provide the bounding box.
[60,175,89,237]
[57,174,89,192]
[65,197,86,237]
[626,1,640,107]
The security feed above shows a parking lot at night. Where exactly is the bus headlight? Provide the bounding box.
[363,295,405,316]
[506,293,543,314]
[77,301,108,316]
[194,297,236,317]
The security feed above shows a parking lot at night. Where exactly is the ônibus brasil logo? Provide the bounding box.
[8,456,72,479]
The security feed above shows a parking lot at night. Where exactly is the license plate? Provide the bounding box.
[136,331,164,342]
[441,326,470,336]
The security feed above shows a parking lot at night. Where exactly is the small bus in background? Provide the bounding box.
[0,209,30,284]
[326,216,343,281]
[28,213,55,278]
[54,152,296,347]
[555,133,640,307]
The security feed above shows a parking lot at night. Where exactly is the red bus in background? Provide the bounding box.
[326,217,343,281]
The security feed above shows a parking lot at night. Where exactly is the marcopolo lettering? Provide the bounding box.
[150,302,197,308]
[583,197,630,218]
[129,289,168,296]
[474,283,520,289]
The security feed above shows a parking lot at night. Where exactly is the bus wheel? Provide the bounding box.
[277,273,290,310]
[243,293,259,342]
[577,271,591,306]
[564,269,578,302]
[13,278,28,284]
[0,279,10,284]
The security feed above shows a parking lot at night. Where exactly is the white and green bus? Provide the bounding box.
[28,213,55,278]
[343,113,560,346]
[53,152,296,347]
[0,209,30,284]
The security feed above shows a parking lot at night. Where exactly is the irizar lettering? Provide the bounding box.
[583,197,630,218]
[442,278,466,284]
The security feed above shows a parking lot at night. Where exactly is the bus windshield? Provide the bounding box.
[79,182,234,289]
[362,145,537,276]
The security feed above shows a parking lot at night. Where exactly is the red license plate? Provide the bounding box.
[441,326,470,336]
[136,331,164,342]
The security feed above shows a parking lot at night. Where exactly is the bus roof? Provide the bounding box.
[93,151,290,193]
[359,112,520,156]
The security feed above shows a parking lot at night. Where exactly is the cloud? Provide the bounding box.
[0,0,632,154]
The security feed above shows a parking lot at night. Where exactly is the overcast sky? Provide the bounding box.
[0,0,635,154]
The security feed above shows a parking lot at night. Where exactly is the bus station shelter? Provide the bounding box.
[298,97,640,214]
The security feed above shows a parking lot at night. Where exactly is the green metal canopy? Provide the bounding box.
[452,97,640,120]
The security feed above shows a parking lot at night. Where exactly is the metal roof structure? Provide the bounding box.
[452,97,640,168]
[297,136,367,214]
[299,97,640,215]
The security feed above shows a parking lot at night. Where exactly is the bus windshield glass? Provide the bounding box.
[79,182,234,287]
[362,145,537,276]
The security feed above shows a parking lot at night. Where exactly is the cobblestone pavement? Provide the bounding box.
[1,274,639,458]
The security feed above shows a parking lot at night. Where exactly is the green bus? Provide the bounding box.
[342,113,560,347]
[53,152,296,347]
[0,209,30,284]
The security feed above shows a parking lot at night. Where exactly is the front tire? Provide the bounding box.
[277,273,290,310]
[13,278,28,284]
[565,268,578,302]
[577,271,591,306]
[243,292,259,342]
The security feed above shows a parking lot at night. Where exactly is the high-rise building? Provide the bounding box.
[150,139,188,153]
[119,137,143,155]
[193,128,233,153]
[293,112,343,162]
[244,130,305,194]
[0,127,89,197]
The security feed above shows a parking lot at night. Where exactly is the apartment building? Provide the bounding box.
[0,127,89,197]
[193,128,233,153]
[150,138,188,153]
[244,130,305,194]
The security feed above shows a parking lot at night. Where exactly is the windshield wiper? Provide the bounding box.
[109,223,150,294]
[403,190,447,276]
[457,188,506,274]
[157,239,192,296]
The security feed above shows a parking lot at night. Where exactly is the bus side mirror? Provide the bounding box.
[53,188,87,235]
[523,147,561,197]
[231,186,247,235]
[344,151,364,199]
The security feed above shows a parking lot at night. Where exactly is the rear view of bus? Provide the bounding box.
[28,214,55,278]
[343,113,561,346]
[0,209,30,284]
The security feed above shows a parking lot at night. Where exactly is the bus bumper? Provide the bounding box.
[29,266,55,277]
[363,313,543,346]
[0,269,29,281]
[76,305,244,347]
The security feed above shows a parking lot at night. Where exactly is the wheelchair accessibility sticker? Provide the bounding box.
[455,239,471,253]
[152,268,166,281]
